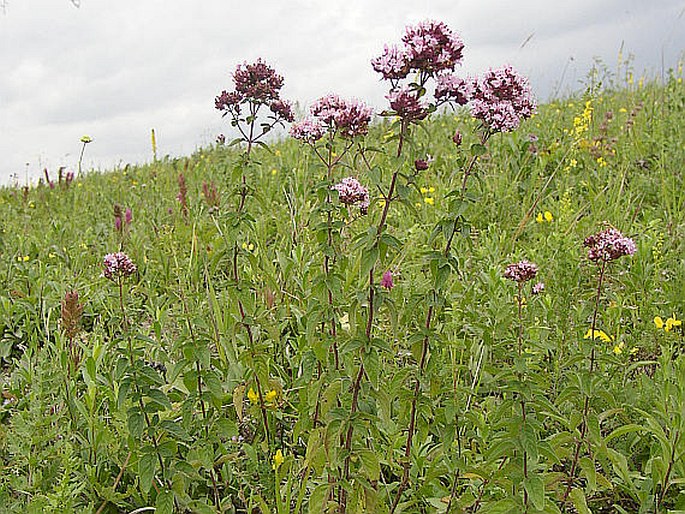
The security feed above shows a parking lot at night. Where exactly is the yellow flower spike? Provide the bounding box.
[424,197,434,206]
[654,316,665,329]
[613,342,625,355]
[265,389,277,403]
[544,211,553,222]
[272,449,284,471]
[536,212,544,223]
[247,387,259,405]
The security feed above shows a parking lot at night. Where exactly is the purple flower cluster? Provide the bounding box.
[435,73,473,106]
[331,177,370,214]
[386,87,428,123]
[372,20,464,80]
[291,94,372,141]
[470,65,536,133]
[504,260,539,283]
[583,228,636,263]
[215,59,294,122]
[103,252,137,281]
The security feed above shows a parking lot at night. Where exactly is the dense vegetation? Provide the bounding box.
[0,37,684,513]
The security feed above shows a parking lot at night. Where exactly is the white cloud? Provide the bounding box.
[1,0,683,183]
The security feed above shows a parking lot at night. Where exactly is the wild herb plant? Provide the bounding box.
[0,19,684,514]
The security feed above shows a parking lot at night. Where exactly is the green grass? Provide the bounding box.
[0,73,684,513]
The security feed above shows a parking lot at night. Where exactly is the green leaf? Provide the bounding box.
[523,475,545,510]
[155,489,174,514]
[358,449,380,481]
[139,452,157,493]
[569,488,591,514]
[360,246,379,277]
[147,388,172,411]
[470,143,487,156]
[128,410,145,438]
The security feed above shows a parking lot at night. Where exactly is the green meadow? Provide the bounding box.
[1,68,684,513]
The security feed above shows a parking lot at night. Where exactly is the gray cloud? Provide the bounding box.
[1,0,683,183]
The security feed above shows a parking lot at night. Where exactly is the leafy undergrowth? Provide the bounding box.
[1,74,684,513]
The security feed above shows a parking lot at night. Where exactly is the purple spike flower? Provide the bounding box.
[380,270,394,290]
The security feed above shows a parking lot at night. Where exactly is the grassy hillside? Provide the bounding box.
[0,72,684,513]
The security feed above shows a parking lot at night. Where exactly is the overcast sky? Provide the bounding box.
[1,0,684,185]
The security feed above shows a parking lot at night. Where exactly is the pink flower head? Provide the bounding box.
[103,252,137,281]
[583,228,636,263]
[114,216,122,232]
[532,282,545,295]
[470,65,536,133]
[65,171,74,185]
[331,177,370,214]
[452,129,463,146]
[290,116,326,142]
[380,270,394,290]
[233,58,284,103]
[125,207,132,225]
[401,20,464,75]
[269,99,295,122]
[414,159,429,171]
[371,44,410,81]
[435,73,473,105]
[386,87,428,123]
[504,260,539,283]
[308,94,373,138]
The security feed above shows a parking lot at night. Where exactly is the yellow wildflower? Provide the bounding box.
[272,449,284,471]
[654,316,665,329]
[247,387,259,405]
[613,341,625,355]
[241,242,255,251]
[424,197,434,206]
[275,149,281,157]
[265,389,278,403]
[544,211,553,222]
[665,315,682,332]
[584,329,613,343]
[536,212,543,223]
[420,187,429,194]
[597,157,607,168]
[271,168,278,175]
[17,255,29,262]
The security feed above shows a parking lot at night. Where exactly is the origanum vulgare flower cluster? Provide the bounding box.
[215,58,294,123]
[584,227,636,263]
[290,94,372,142]
[331,177,370,214]
[103,252,137,281]
[470,65,536,133]
[371,20,464,82]
[504,260,539,283]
